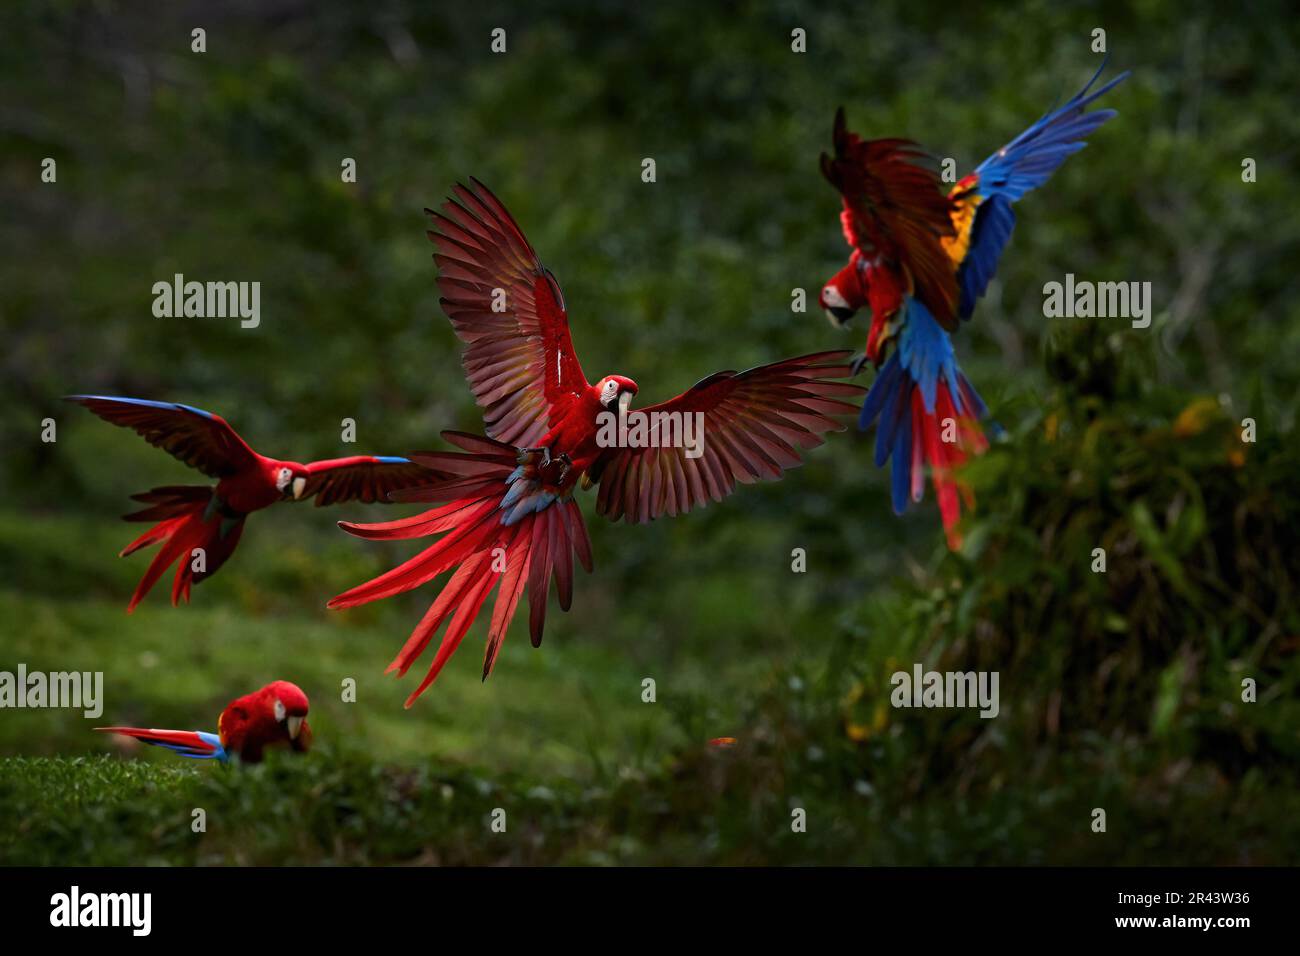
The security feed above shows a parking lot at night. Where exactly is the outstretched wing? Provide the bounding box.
[593,352,863,523]
[821,111,960,327]
[428,178,589,447]
[951,63,1129,319]
[66,395,260,478]
[301,456,442,507]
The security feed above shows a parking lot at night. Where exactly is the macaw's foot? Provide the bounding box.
[848,352,871,378]
[202,493,227,522]
[517,446,553,467]
[556,453,573,485]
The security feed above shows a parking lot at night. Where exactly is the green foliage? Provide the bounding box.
[831,324,1300,850]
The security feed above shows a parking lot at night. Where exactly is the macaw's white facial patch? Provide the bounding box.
[599,378,620,407]
[274,698,286,722]
[822,285,850,311]
[275,467,292,492]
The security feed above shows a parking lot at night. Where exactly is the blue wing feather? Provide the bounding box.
[957,195,1016,319]
[955,64,1128,319]
[973,63,1128,201]
[66,394,219,420]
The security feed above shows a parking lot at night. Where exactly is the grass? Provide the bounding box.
[7,733,1300,866]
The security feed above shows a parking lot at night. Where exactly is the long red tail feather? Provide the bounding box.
[330,433,591,706]
[119,486,244,612]
[914,385,988,549]
[96,726,223,758]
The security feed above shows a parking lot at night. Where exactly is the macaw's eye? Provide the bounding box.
[822,285,850,311]
[274,699,286,722]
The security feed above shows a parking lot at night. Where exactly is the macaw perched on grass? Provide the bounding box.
[818,63,1128,547]
[67,396,440,611]
[329,179,863,705]
[98,680,311,763]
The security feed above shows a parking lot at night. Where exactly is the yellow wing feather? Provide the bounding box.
[942,184,982,268]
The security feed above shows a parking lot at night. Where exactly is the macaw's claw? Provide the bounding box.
[848,352,871,378]
[517,446,553,467]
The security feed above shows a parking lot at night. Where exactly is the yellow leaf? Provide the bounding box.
[1173,397,1220,438]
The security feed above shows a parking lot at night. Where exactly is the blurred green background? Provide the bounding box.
[1,0,1298,864]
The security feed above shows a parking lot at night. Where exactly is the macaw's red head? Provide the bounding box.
[262,680,310,745]
[272,462,310,501]
[819,260,869,329]
[596,375,639,416]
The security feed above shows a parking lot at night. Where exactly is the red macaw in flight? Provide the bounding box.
[98,680,312,763]
[329,179,863,705]
[67,396,438,611]
[817,63,1128,547]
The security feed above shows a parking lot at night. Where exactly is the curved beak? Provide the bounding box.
[291,476,307,500]
[287,716,304,739]
[824,306,857,329]
[617,390,633,417]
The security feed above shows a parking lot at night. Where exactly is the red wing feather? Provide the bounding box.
[302,456,443,506]
[594,351,864,523]
[66,395,260,477]
[428,178,589,446]
[820,110,961,327]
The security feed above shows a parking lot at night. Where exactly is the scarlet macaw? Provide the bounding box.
[329,179,863,705]
[67,396,439,611]
[818,63,1128,547]
[98,680,311,763]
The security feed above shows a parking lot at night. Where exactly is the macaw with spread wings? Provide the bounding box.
[67,396,438,610]
[818,63,1127,547]
[329,179,863,705]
